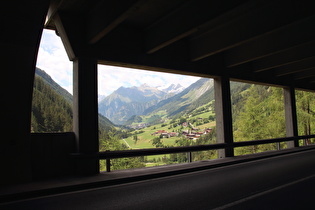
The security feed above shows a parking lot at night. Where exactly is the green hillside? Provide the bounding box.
[35,68,73,104]
[31,76,73,132]
[32,69,115,133]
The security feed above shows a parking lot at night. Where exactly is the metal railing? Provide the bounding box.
[71,135,315,172]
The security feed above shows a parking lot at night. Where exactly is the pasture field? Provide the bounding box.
[122,110,216,150]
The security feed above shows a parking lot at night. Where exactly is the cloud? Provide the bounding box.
[36,29,73,94]
[98,65,200,96]
[37,29,201,97]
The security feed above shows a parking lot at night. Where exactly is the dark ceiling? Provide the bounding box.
[46,0,315,90]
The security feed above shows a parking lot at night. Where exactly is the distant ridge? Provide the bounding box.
[98,84,167,125]
[98,82,187,125]
[144,78,214,116]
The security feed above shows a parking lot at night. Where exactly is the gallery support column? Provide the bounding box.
[73,58,99,175]
[283,87,299,148]
[214,76,234,158]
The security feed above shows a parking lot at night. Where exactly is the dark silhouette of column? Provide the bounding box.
[0,1,49,184]
[284,87,299,148]
[214,76,234,158]
[73,58,99,175]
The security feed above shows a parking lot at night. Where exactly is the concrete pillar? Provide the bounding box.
[73,58,99,175]
[283,87,299,148]
[214,76,234,158]
[0,1,49,184]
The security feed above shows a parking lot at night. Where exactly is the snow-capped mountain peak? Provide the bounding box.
[162,83,185,94]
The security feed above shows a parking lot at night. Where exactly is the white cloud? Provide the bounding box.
[36,29,73,94]
[36,29,201,97]
[98,65,200,96]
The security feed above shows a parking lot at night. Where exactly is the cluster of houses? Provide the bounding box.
[151,127,213,140]
[182,128,213,140]
[128,123,149,129]
[151,130,178,138]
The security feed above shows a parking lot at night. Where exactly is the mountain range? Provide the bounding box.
[98,83,184,125]
[159,83,185,95]
[99,78,214,125]
[35,68,215,127]
[144,78,214,117]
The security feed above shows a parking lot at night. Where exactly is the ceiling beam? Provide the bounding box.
[291,74,315,90]
[274,57,315,77]
[293,68,315,80]
[246,57,315,86]
[45,0,85,29]
[253,41,315,72]
[53,13,76,60]
[190,0,315,62]
[265,57,315,77]
[228,66,290,88]
[269,67,315,88]
[145,0,252,54]
[87,0,147,44]
[45,0,64,29]
[227,61,315,90]
[225,15,315,67]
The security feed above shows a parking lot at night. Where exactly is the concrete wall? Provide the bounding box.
[0,0,50,185]
[31,133,76,180]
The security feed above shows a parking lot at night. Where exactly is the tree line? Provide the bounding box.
[231,82,315,155]
[31,76,72,132]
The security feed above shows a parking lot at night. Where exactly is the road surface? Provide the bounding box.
[1,149,314,210]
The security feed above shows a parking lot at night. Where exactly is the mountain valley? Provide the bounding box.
[31,67,315,170]
[99,78,214,125]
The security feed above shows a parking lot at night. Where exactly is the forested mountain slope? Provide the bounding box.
[231,81,315,154]
[35,68,72,104]
[32,69,114,132]
[31,76,73,132]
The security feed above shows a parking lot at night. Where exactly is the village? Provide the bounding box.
[151,121,213,140]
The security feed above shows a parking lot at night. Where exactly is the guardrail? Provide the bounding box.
[71,135,315,172]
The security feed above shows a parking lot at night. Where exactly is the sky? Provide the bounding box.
[36,29,201,96]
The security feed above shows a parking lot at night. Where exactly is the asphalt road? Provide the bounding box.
[2,150,315,210]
